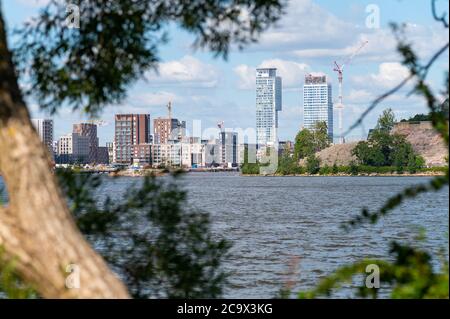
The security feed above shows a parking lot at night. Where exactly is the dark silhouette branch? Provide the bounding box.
[432,0,449,28]
[343,74,414,137]
[344,41,449,137]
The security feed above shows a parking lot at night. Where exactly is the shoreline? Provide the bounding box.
[108,168,239,177]
[241,171,446,177]
[107,170,445,178]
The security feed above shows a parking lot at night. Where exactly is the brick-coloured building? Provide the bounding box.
[133,143,152,166]
[153,118,186,144]
[114,114,151,164]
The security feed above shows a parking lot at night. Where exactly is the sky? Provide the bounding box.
[2,0,449,145]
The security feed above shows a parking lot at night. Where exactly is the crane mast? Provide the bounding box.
[333,40,368,144]
[217,121,224,132]
[167,101,172,120]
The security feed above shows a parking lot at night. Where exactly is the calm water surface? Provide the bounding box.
[1,173,448,298]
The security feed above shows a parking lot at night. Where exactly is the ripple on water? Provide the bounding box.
[1,174,444,299]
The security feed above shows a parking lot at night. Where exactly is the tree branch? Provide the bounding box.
[343,74,414,137]
[344,41,449,138]
[0,7,130,299]
[432,0,449,28]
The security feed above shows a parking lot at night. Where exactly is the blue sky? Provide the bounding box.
[2,0,449,145]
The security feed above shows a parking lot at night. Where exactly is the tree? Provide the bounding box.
[293,121,330,160]
[407,153,426,174]
[241,145,260,175]
[299,0,449,299]
[400,113,431,122]
[390,135,415,173]
[352,141,385,166]
[352,108,422,169]
[60,171,230,299]
[0,0,285,298]
[294,129,315,160]
[375,108,396,132]
[312,121,331,151]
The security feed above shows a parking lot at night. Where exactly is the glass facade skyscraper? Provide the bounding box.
[256,68,282,150]
[303,74,333,140]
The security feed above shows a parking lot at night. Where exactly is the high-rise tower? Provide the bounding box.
[303,74,333,140]
[256,68,282,151]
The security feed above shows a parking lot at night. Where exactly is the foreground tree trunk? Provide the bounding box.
[0,10,129,298]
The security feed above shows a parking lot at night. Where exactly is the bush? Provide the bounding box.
[349,161,359,176]
[332,163,339,174]
[319,165,331,175]
[57,171,231,299]
[306,155,320,175]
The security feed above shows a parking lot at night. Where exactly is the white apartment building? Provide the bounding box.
[180,142,206,168]
[151,143,181,167]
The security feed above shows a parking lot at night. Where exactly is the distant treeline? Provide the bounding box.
[400,113,432,122]
[242,162,446,176]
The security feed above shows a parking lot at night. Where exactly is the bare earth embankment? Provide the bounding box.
[311,121,447,167]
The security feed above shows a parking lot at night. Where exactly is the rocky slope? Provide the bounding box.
[302,121,447,167]
[392,121,447,166]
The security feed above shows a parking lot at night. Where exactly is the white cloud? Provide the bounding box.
[233,64,255,90]
[128,91,180,109]
[249,0,448,66]
[352,62,411,90]
[255,0,355,52]
[146,56,218,88]
[234,59,309,89]
[346,89,375,104]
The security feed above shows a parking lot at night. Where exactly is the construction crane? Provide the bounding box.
[87,119,109,127]
[167,101,172,120]
[333,40,368,144]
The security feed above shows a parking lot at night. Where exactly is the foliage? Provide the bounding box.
[294,129,314,160]
[348,161,359,176]
[299,241,448,299]
[318,165,331,175]
[400,113,431,122]
[300,0,449,300]
[240,145,261,175]
[277,145,303,175]
[13,0,285,115]
[313,121,331,151]
[0,188,35,298]
[56,170,231,299]
[332,163,339,174]
[375,108,396,132]
[306,155,320,175]
[0,248,37,299]
[294,121,330,160]
[352,108,424,172]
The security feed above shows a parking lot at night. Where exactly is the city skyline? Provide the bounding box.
[5,0,449,146]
